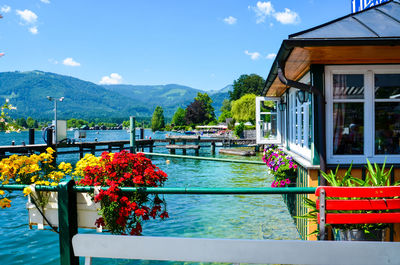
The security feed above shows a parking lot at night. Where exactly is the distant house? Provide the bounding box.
[256,0,400,240]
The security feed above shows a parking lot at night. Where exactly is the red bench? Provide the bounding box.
[316,186,400,240]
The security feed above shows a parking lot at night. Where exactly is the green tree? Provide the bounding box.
[231,94,256,123]
[67,118,88,128]
[229,74,265,101]
[172,107,186,126]
[218,99,232,122]
[151,106,165,131]
[16,117,27,128]
[194,92,215,123]
[26,117,38,128]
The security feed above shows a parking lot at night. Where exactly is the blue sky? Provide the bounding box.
[0,0,351,91]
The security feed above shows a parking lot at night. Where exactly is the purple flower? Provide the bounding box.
[285,178,291,184]
[280,180,286,187]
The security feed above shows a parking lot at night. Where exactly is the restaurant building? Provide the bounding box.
[256,0,400,240]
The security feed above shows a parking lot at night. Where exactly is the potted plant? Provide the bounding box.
[262,144,298,187]
[0,147,73,229]
[298,160,398,241]
[75,150,169,235]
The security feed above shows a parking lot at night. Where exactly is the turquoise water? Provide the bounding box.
[0,130,299,264]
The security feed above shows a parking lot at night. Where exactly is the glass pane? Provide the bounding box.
[375,102,400,154]
[375,74,400,99]
[333,74,364,99]
[259,113,277,140]
[260,100,277,113]
[333,103,364,155]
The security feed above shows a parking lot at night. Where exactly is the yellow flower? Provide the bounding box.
[0,190,4,195]
[46,147,55,154]
[0,198,11,209]
[23,187,32,196]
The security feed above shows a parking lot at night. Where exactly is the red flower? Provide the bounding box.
[95,217,105,228]
[160,211,169,219]
[134,208,147,217]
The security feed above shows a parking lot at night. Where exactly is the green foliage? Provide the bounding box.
[26,117,38,128]
[234,122,245,138]
[16,117,27,128]
[229,74,264,101]
[122,120,130,128]
[171,107,186,126]
[151,106,165,131]
[365,159,394,186]
[227,118,235,130]
[194,92,216,123]
[218,99,232,122]
[67,118,88,128]
[299,160,399,236]
[231,94,256,123]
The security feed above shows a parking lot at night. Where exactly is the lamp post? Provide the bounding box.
[47,96,64,145]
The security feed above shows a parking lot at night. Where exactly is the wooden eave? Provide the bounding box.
[266,44,400,97]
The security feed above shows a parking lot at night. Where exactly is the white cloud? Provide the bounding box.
[99,73,123,85]
[244,50,261,60]
[250,2,300,25]
[16,9,38,24]
[1,5,11,13]
[223,16,237,25]
[266,53,276,59]
[274,8,300,24]
[251,1,274,24]
[29,26,38,34]
[40,0,51,4]
[63,57,81,67]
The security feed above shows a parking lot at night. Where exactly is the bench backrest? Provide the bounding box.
[72,234,400,265]
[315,186,400,239]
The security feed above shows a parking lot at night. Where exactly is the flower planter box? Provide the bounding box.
[26,191,102,231]
[333,229,386,241]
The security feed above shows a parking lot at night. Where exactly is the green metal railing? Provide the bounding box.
[143,152,266,165]
[281,164,312,240]
[0,184,315,194]
[0,182,316,265]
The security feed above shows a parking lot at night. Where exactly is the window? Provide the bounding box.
[256,97,281,144]
[287,86,312,160]
[326,65,400,164]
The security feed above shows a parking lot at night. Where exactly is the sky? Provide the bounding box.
[0,0,353,91]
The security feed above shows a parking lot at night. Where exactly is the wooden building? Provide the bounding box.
[256,0,400,240]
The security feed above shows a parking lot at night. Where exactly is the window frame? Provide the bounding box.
[325,65,400,164]
[288,87,312,161]
[255,97,281,144]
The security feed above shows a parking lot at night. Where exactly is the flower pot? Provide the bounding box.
[334,229,386,241]
[27,191,101,231]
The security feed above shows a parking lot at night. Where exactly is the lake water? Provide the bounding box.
[0,130,299,264]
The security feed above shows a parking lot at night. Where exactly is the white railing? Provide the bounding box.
[73,234,400,265]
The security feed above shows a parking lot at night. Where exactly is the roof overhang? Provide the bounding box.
[264,38,400,97]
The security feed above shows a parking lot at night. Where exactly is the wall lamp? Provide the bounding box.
[278,99,286,111]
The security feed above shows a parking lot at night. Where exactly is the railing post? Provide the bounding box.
[58,180,78,265]
[29,128,35,145]
[130,116,136,154]
[319,188,326,241]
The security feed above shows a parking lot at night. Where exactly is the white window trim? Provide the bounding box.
[325,64,400,164]
[255,97,281,144]
[288,87,312,161]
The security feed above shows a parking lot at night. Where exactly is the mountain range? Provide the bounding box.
[0,71,231,120]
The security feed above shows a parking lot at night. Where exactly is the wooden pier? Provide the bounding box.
[0,137,256,159]
[0,139,155,159]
